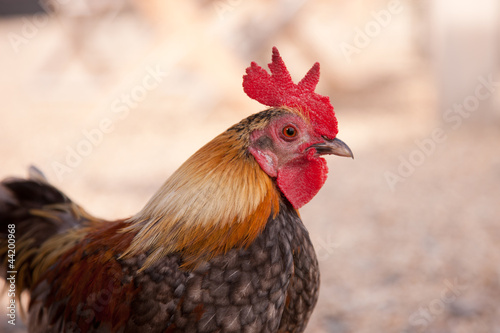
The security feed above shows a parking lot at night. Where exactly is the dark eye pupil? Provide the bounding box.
[285,126,296,137]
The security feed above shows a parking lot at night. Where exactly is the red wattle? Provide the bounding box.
[276,156,328,209]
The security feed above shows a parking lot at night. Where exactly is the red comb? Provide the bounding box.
[243,47,338,138]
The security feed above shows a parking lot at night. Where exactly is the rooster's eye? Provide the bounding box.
[282,125,297,138]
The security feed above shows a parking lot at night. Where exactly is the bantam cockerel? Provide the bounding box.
[0,47,352,333]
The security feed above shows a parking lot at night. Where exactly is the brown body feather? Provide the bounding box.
[0,108,321,332]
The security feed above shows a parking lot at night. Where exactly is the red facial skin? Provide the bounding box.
[249,113,329,209]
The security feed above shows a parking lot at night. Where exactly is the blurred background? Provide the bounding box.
[0,0,499,332]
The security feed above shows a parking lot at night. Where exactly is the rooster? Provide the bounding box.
[0,47,352,333]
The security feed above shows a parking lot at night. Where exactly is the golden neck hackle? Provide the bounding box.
[122,129,281,269]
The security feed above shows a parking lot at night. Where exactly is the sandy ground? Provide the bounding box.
[1,2,500,332]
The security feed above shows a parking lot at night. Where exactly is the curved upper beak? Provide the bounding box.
[313,138,354,158]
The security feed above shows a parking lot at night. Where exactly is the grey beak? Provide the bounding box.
[314,138,354,158]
